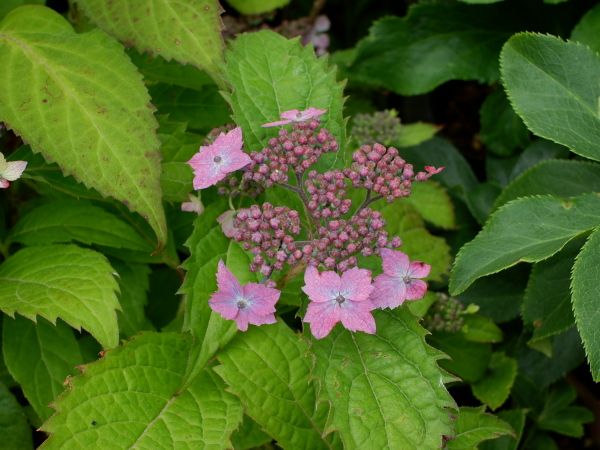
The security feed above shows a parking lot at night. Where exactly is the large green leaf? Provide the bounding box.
[350,3,516,95]
[536,383,593,437]
[2,316,83,420]
[571,227,600,380]
[501,33,600,162]
[450,193,600,295]
[509,139,569,181]
[227,0,290,14]
[0,6,167,245]
[224,30,346,152]
[404,181,456,229]
[0,0,43,19]
[471,353,517,410]
[523,242,578,342]
[312,309,455,450]
[75,0,224,82]
[112,261,153,338]
[447,407,514,450]
[571,3,600,54]
[9,199,153,253]
[429,332,492,383]
[0,380,32,450]
[215,322,339,450]
[494,160,600,210]
[0,244,120,348]
[41,332,243,449]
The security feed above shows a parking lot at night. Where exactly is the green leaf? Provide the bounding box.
[3,316,83,420]
[0,380,32,450]
[312,309,455,450]
[227,0,290,14]
[9,199,153,253]
[447,407,514,450]
[509,139,569,181]
[350,3,515,95]
[0,244,120,348]
[395,122,440,148]
[450,193,600,295]
[523,241,579,342]
[571,3,600,54]
[429,332,492,383]
[112,261,153,338]
[480,89,529,156]
[41,332,243,449]
[0,6,167,246]
[76,0,224,82]
[215,322,339,450]
[404,181,456,229]
[231,416,271,450]
[461,315,503,343]
[224,30,346,153]
[150,84,230,132]
[537,383,594,437]
[500,33,600,162]
[572,226,600,380]
[472,353,517,410]
[0,0,43,19]
[494,159,600,210]
[480,409,527,450]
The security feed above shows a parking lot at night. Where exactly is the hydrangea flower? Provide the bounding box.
[370,249,430,309]
[0,152,27,189]
[302,265,376,339]
[262,108,327,127]
[188,127,251,190]
[209,261,280,331]
[181,194,204,214]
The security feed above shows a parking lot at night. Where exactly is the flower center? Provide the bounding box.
[213,155,222,163]
[237,299,248,309]
[403,275,412,283]
[335,294,346,305]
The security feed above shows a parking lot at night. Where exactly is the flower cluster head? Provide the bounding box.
[345,143,443,202]
[209,261,279,331]
[202,107,441,337]
[187,127,251,190]
[423,293,465,333]
[231,203,301,276]
[352,109,402,146]
[0,152,27,189]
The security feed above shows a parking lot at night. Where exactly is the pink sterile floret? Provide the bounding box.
[180,194,204,214]
[188,127,251,190]
[302,265,376,339]
[209,261,280,331]
[0,152,27,189]
[370,248,430,309]
[262,107,327,127]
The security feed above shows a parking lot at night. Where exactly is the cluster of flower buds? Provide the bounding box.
[231,203,301,276]
[305,208,401,272]
[351,109,402,146]
[423,293,466,333]
[304,170,351,219]
[244,118,338,186]
[345,143,442,202]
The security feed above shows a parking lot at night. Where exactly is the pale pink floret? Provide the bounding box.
[370,249,430,309]
[424,165,444,175]
[209,260,279,331]
[262,108,327,128]
[181,194,204,214]
[0,153,27,189]
[187,127,251,190]
[302,265,376,339]
[217,210,237,238]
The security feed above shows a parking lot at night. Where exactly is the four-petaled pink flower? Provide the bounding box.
[302,265,376,339]
[370,249,430,309]
[262,108,327,128]
[0,152,27,189]
[209,260,280,331]
[188,127,251,190]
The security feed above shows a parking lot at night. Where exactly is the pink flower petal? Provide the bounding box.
[408,261,431,279]
[302,266,340,303]
[280,109,302,121]
[208,291,240,320]
[370,274,407,309]
[297,107,327,121]
[425,165,444,175]
[262,119,292,128]
[215,260,242,297]
[304,301,340,339]
[218,210,237,238]
[406,279,428,301]
[181,194,204,214]
[340,307,376,334]
[380,248,410,277]
[225,150,252,172]
[0,179,9,189]
[340,267,373,302]
[213,127,243,152]
[242,283,280,315]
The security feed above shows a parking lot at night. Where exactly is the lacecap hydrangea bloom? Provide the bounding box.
[201,108,440,338]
